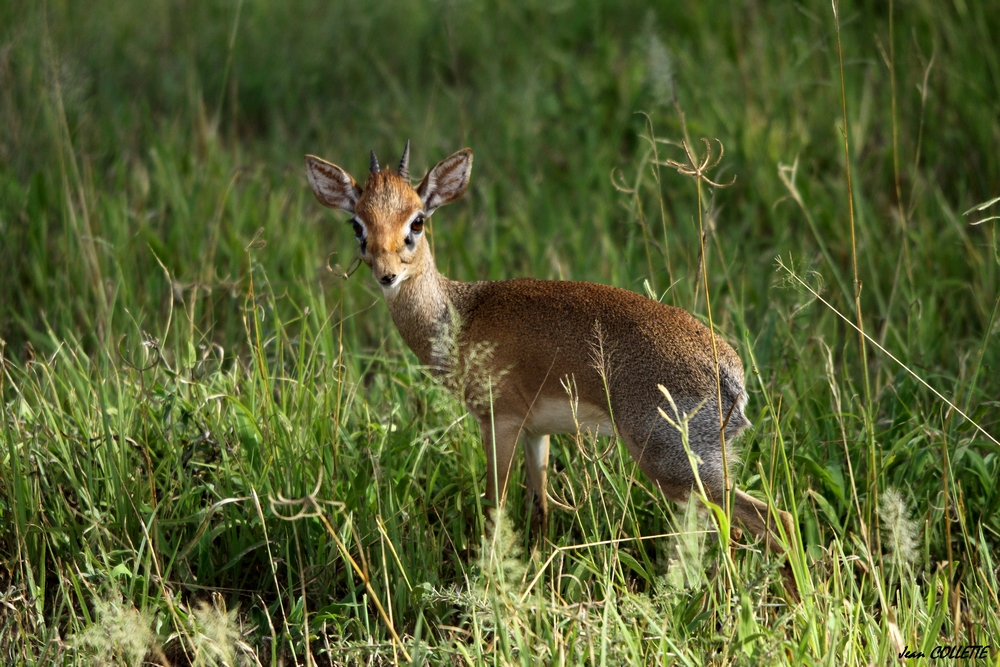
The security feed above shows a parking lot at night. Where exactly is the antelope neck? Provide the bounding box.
[383,261,456,369]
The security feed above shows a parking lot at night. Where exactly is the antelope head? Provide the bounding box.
[305,142,473,296]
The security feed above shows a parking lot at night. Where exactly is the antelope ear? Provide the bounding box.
[305,155,362,212]
[417,148,473,213]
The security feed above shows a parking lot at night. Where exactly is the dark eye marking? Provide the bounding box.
[350,218,367,253]
[405,214,425,249]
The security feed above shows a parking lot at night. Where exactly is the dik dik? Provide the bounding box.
[305,143,794,550]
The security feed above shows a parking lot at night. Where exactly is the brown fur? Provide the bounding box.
[305,146,796,557]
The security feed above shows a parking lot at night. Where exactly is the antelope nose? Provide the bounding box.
[379,273,397,286]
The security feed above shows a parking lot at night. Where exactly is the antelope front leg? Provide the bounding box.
[480,417,522,519]
[522,433,550,535]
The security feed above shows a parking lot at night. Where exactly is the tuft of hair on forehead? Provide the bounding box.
[357,170,423,219]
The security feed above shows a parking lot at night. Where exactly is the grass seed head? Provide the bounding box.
[878,487,921,566]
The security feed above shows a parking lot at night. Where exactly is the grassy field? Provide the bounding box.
[2,0,999,664]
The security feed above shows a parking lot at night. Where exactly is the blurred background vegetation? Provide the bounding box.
[4,0,997,352]
[1,0,998,664]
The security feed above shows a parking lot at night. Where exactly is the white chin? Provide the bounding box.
[380,278,403,300]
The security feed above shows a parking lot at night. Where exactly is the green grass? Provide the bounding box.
[2,0,999,664]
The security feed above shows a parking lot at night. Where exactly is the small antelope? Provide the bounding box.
[305,143,794,550]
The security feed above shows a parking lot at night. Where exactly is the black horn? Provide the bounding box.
[398,140,411,181]
[370,150,380,174]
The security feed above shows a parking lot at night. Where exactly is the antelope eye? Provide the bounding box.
[411,215,424,233]
[351,220,363,237]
